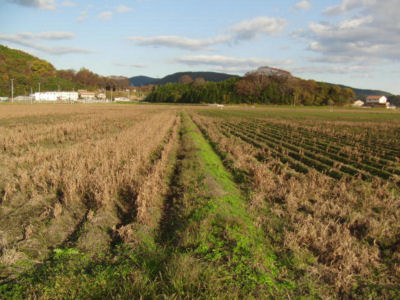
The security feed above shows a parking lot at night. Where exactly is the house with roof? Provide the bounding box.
[78,90,96,100]
[365,95,389,107]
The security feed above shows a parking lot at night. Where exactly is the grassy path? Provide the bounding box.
[149,113,295,298]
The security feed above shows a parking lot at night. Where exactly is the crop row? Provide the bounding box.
[237,121,400,179]
[252,119,400,162]
[262,121,400,174]
[221,122,400,183]
[220,123,348,180]
[0,110,179,280]
[0,113,146,156]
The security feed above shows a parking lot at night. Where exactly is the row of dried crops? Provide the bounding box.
[0,105,179,279]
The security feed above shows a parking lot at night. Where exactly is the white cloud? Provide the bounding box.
[338,16,373,29]
[302,0,400,66]
[175,55,293,73]
[17,31,75,40]
[293,0,312,11]
[116,5,133,13]
[126,35,230,51]
[115,63,146,68]
[77,10,88,22]
[229,17,288,40]
[98,11,113,21]
[126,16,287,51]
[7,0,56,10]
[0,32,92,54]
[61,1,75,7]
[131,63,146,68]
[323,0,376,16]
[291,64,372,75]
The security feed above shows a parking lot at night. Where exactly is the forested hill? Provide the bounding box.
[0,45,130,97]
[129,75,158,87]
[155,71,236,85]
[146,70,357,106]
[0,45,75,96]
[322,82,392,99]
[130,71,236,86]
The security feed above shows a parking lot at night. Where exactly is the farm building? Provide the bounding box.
[114,97,130,102]
[365,95,389,108]
[352,100,364,107]
[33,92,78,102]
[366,95,387,104]
[78,90,96,100]
[97,93,106,100]
[14,96,34,101]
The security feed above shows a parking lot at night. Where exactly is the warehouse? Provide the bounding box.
[33,92,79,102]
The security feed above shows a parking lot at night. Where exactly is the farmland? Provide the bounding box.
[0,104,399,299]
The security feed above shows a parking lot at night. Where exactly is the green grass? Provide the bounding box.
[180,115,293,295]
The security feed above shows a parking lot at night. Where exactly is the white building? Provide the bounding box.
[115,97,130,102]
[366,95,387,104]
[352,100,364,107]
[14,96,34,101]
[79,90,96,100]
[97,93,106,100]
[33,92,78,102]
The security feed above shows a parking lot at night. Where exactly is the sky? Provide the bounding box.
[0,0,399,94]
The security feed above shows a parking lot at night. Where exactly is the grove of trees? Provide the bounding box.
[146,73,356,106]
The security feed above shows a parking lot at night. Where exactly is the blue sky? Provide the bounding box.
[1,0,399,94]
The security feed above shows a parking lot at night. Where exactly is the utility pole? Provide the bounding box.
[11,78,14,103]
[111,87,113,102]
[38,82,41,93]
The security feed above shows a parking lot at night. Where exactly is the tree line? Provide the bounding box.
[57,69,130,91]
[388,95,400,107]
[146,73,356,106]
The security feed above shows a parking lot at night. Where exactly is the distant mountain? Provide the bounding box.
[129,76,158,87]
[155,71,236,85]
[323,82,392,100]
[341,86,392,100]
[130,71,236,86]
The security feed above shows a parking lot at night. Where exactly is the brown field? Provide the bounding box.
[0,103,399,299]
[0,104,178,272]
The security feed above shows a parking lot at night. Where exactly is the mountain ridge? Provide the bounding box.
[321,82,393,100]
[129,71,237,87]
[130,70,395,100]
